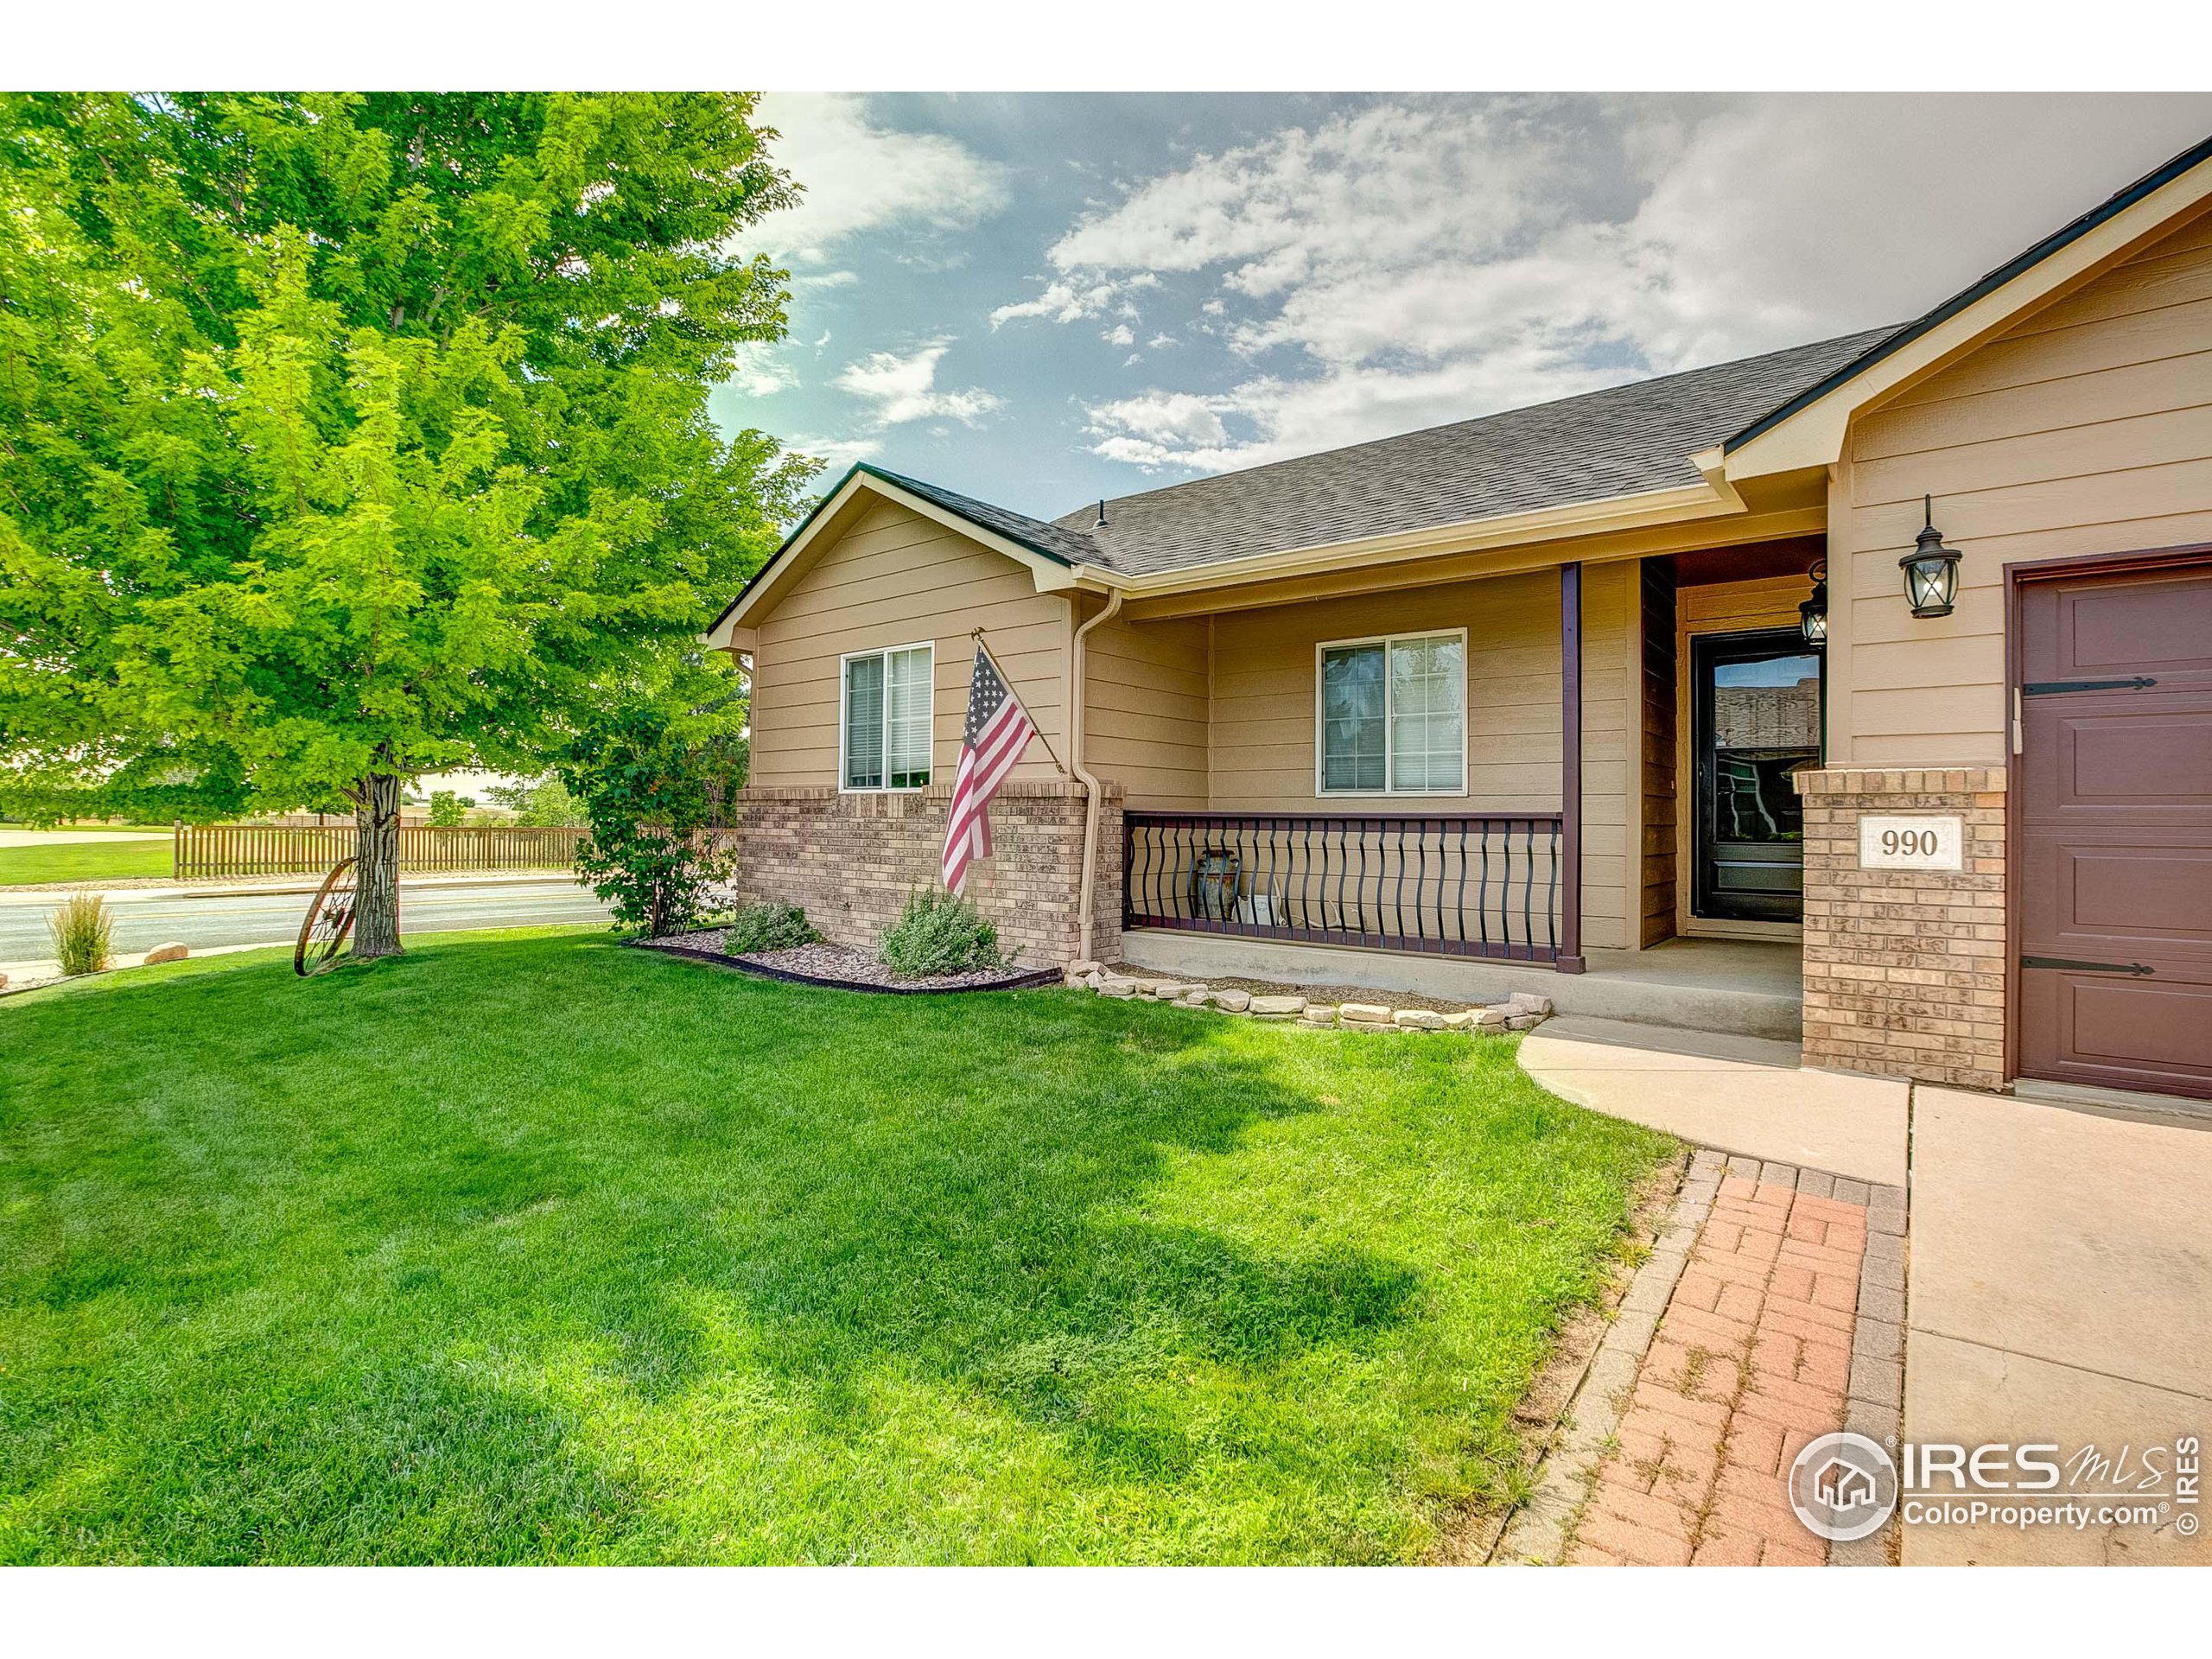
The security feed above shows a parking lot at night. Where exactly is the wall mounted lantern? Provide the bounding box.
[1900,494,1963,619]
[1799,558,1828,648]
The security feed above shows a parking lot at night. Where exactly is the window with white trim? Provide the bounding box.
[1318,631,1466,794]
[843,643,932,790]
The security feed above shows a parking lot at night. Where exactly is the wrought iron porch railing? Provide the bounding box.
[1121,810,1564,963]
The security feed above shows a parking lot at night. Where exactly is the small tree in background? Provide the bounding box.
[484,775,588,828]
[0,93,816,957]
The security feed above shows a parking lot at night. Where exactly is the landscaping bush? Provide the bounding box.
[47,891,114,976]
[721,903,821,955]
[878,888,1006,979]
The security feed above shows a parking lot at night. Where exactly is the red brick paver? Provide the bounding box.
[1568,1173,1870,1567]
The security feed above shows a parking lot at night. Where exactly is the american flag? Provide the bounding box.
[941,643,1038,893]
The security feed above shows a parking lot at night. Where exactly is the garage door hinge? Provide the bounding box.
[2019,955,2156,976]
[2020,676,2158,695]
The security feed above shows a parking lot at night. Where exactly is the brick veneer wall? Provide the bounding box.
[721,779,1122,967]
[1795,766,2008,1090]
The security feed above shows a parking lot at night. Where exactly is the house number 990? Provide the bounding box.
[1859,815,1963,871]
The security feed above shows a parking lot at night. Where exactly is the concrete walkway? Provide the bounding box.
[1903,1088,2212,1565]
[1518,1016,1910,1186]
[1516,1019,2210,1566]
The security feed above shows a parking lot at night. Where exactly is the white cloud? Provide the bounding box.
[833,342,1003,428]
[1003,92,2212,473]
[754,93,1008,265]
[726,344,796,399]
[787,433,884,469]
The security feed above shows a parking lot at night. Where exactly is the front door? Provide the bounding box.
[2018,559,2212,1099]
[1692,630,1821,923]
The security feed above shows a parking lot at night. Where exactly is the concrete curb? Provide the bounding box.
[1493,1147,1726,1564]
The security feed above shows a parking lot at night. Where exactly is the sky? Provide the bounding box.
[711,92,2212,523]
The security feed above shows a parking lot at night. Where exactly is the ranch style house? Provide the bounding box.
[706,135,2212,1107]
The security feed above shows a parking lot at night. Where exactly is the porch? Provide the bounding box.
[1092,538,1823,1041]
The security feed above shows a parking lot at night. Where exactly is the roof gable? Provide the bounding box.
[1723,133,2212,481]
[703,465,1087,647]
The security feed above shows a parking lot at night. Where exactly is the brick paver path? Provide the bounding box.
[1567,1172,1873,1566]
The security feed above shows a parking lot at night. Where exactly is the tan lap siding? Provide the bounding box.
[748,499,1071,788]
[1830,203,2212,766]
[1205,564,1636,951]
[1079,603,1211,809]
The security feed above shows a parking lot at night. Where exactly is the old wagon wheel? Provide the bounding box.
[295,856,359,977]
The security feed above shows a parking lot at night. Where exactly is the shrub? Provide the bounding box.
[48,891,114,976]
[576,826,733,938]
[721,902,821,955]
[878,888,1006,979]
[565,704,746,938]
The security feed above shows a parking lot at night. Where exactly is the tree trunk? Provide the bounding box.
[353,771,403,959]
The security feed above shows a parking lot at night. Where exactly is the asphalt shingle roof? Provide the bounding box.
[1041,328,1897,576]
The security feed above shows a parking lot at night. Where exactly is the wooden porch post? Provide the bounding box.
[1558,561,1586,973]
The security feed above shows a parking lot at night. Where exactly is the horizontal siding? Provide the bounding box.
[1081,607,1210,810]
[1834,203,2212,766]
[1204,563,1637,950]
[749,499,1070,789]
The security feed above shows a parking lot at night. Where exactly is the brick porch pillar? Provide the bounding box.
[1794,767,2008,1090]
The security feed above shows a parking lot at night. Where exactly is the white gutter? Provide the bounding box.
[1068,586,1122,963]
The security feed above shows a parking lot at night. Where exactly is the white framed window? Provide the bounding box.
[1315,629,1467,796]
[842,641,933,791]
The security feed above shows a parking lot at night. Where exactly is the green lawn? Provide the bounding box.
[0,836,172,886]
[0,931,1675,1563]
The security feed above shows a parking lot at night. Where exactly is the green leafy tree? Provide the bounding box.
[0,92,816,956]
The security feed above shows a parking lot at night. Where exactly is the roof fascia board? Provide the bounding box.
[1723,148,2212,482]
[1107,477,1741,601]
[1118,505,1826,621]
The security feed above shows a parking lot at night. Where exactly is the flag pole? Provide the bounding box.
[969,626,1067,777]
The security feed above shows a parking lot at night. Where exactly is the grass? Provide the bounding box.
[0,931,1675,1564]
[0,837,172,886]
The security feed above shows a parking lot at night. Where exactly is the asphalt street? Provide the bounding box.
[0,877,613,964]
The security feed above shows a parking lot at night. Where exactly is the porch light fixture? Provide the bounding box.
[1798,558,1828,648]
[1900,495,1963,619]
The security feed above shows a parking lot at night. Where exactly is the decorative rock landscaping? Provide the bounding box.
[1061,959,1554,1037]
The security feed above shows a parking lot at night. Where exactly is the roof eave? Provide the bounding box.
[702,465,1094,649]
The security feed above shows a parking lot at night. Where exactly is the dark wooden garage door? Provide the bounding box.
[2018,558,2212,1099]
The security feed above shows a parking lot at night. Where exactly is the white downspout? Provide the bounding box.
[1070,586,1123,963]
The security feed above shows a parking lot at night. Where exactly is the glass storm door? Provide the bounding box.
[1692,630,1822,923]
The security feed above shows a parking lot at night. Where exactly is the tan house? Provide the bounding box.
[708,135,2212,1108]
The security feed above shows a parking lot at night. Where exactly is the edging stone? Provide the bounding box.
[1071,974,1552,1038]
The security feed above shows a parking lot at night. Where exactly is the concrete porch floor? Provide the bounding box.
[1119,930,1803,1040]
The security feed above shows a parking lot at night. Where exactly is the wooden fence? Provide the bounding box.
[174,823,588,878]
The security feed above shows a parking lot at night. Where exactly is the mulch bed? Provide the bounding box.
[635,931,1061,995]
